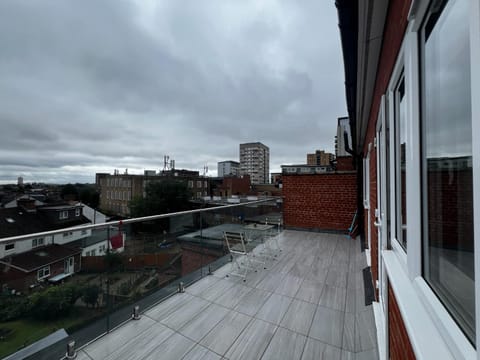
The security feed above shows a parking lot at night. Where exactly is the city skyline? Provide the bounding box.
[0,1,346,184]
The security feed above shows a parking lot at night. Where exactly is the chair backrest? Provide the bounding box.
[224,231,247,254]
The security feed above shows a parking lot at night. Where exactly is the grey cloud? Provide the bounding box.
[0,0,346,183]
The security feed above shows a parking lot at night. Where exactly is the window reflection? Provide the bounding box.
[395,77,407,250]
[421,0,474,344]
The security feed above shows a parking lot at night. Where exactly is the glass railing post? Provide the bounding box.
[200,210,204,278]
[106,225,110,333]
[0,198,280,359]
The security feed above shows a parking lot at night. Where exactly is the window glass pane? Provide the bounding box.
[395,76,407,249]
[421,0,474,344]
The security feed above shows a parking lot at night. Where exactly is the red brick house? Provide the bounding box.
[0,244,82,291]
[337,0,479,358]
[0,200,90,292]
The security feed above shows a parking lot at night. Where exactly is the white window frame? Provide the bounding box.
[59,210,68,220]
[380,1,479,359]
[471,0,480,352]
[32,237,44,248]
[386,41,408,267]
[75,208,81,217]
[363,156,370,210]
[5,243,15,252]
[37,266,50,280]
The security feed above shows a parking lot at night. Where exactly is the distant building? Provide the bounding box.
[306,150,335,166]
[217,161,239,178]
[77,202,107,224]
[96,169,210,216]
[17,177,23,187]
[4,195,44,209]
[239,142,270,185]
[215,175,251,197]
[335,116,352,157]
[281,164,332,175]
[270,173,282,187]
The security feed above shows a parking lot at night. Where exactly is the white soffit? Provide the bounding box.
[356,0,389,153]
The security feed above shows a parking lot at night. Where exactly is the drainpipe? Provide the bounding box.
[343,131,364,245]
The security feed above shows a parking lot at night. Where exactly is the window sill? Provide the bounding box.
[382,250,460,360]
[372,301,387,360]
[414,277,476,360]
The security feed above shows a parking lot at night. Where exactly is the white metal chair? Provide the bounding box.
[263,218,282,257]
[224,231,262,281]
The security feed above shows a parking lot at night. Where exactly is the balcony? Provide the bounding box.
[70,231,376,359]
[0,199,377,359]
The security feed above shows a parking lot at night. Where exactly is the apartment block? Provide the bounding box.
[306,150,334,166]
[239,142,269,185]
[217,160,239,178]
[335,116,352,158]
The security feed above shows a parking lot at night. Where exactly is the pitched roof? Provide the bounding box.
[0,207,90,238]
[0,244,81,272]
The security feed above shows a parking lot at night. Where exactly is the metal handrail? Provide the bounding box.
[0,197,278,244]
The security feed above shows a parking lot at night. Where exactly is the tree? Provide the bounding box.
[28,286,75,320]
[61,184,79,201]
[82,285,100,308]
[79,187,100,208]
[130,180,192,217]
[0,295,29,321]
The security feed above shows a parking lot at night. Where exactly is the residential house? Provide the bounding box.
[0,199,91,290]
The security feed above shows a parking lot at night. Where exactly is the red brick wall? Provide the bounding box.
[363,0,411,151]
[283,173,357,231]
[388,283,416,360]
[362,0,411,306]
[218,176,251,196]
[357,1,413,358]
[181,244,224,276]
[337,156,355,171]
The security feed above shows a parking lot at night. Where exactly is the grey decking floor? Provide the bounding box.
[76,230,379,360]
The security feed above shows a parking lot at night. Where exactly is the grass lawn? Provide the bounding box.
[0,308,96,359]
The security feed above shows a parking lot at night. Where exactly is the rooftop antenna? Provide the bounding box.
[203,164,208,177]
[163,155,170,172]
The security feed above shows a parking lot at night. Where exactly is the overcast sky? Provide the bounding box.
[0,0,346,184]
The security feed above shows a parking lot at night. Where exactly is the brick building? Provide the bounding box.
[306,150,334,166]
[215,175,251,197]
[96,169,210,216]
[337,0,479,358]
